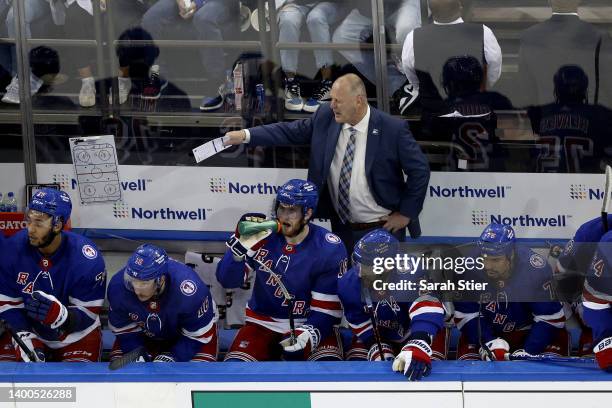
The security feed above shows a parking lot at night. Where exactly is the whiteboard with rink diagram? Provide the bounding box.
[69,135,121,204]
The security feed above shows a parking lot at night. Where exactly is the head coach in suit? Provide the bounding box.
[223,74,430,254]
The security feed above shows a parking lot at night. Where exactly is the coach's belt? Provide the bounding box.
[348,220,386,231]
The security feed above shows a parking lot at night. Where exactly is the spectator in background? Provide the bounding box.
[332,0,422,111]
[114,26,190,112]
[528,65,612,173]
[518,0,602,108]
[427,55,512,172]
[59,0,144,107]
[1,0,52,104]
[278,1,347,113]
[141,0,238,111]
[105,0,148,105]
[401,0,502,116]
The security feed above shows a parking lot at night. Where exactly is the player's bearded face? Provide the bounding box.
[483,254,512,280]
[276,204,306,237]
[25,210,57,248]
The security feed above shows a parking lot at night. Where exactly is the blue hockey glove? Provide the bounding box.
[25,291,68,329]
[226,213,272,261]
[480,338,510,361]
[594,336,612,372]
[392,335,432,381]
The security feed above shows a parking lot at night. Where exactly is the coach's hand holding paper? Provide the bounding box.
[192,136,231,163]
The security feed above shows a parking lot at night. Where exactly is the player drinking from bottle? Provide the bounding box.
[217,179,348,361]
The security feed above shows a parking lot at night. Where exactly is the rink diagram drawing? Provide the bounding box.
[69,135,121,204]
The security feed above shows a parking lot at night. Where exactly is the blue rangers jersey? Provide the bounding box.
[338,267,444,347]
[555,215,612,303]
[557,215,612,276]
[0,230,106,348]
[216,224,347,340]
[454,246,565,354]
[107,259,217,362]
[582,231,612,344]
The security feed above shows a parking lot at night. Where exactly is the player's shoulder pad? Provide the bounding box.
[67,232,101,262]
[168,259,208,300]
[310,225,346,253]
[575,216,607,243]
[600,230,612,244]
[517,246,548,270]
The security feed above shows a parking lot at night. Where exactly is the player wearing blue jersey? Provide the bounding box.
[108,244,218,362]
[217,179,348,361]
[338,229,446,381]
[554,215,612,356]
[582,231,612,372]
[454,223,568,360]
[0,188,106,362]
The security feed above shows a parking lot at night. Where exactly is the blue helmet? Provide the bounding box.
[276,179,318,217]
[28,188,72,226]
[353,228,399,265]
[125,244,168,281]
[478,223,515,257]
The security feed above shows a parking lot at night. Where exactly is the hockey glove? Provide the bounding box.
[279,325,320,361]
[392,336,432,381]
[153,353,176,363]
[25,291,68,330]
[593,336,612,372]
[12,331,45,362]
[226,213,273,261]
[509,349,536,360]
[480,337,509,361]
[367,342,395,361]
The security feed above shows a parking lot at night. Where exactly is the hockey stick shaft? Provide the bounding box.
[2,322,41,362]
[252,258,296,344]
[362,288,385,361]
[508,354,595,364]
[477,301,494,361]
[602,165,612,232]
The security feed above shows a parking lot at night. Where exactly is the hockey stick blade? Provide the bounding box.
[602,165,612,232]
[108,346,147,370]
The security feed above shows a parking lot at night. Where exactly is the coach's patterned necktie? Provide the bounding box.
[337,127,357,224]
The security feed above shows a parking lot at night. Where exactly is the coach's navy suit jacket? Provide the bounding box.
[248,104,430,233]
